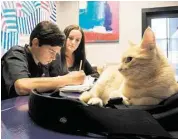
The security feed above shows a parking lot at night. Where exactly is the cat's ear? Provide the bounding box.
[141,27,156,50]
[128,40,136,46]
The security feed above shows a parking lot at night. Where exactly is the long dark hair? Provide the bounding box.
[61,25,86,72]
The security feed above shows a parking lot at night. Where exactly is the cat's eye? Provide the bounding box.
[125,57,133,63]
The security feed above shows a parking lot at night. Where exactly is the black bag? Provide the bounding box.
[28,91,177,139]
[107,93,178,131]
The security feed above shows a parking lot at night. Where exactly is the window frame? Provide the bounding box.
[142,6,178,57]
[142,6,178,36]
[142,6,178,81]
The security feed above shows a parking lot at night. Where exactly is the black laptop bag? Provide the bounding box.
[28,91,178,139]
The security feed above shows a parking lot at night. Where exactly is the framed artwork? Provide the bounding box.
[79,1,119,43]
[1,1,56,56]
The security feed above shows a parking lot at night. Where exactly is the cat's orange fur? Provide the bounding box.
[79,27,178,106]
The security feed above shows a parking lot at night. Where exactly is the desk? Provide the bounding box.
[1,96,105,139]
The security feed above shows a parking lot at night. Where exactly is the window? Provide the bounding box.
[142,6,178,81]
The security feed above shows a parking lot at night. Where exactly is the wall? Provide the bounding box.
[56,1,178,66]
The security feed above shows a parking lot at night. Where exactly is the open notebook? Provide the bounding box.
[59,75,95,93]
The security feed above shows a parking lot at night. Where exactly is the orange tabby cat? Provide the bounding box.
[79,27,178,106]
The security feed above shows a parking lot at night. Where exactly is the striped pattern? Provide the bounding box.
[50,1,56,22]
[16,2,23,17]
[2,9,17,32]
[21,1,37,16]
[41,1,50,21]
[1,1,15,9]
[1,1,57,54]
[1,31,18,51]
[1,14,7,32]
[41,1,49,12]
[34,1,41,8]
[17,8,41,34]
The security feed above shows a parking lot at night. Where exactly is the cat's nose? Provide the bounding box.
[118,68,122,72]
[118,63,122,72]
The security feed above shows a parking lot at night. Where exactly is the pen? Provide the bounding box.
[79,60,82,71]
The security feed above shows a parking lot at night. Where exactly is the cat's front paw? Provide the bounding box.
[109,90,121,99]
[110,90,131,105]
[122,98,131,105]
[88,97,103,107]
[79,91,91,103]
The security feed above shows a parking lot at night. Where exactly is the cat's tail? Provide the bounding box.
[79,91,92,103]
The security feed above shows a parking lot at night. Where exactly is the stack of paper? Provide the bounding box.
[59,75,95,92]
[59,92,81,99]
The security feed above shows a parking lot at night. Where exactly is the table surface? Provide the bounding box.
[2,96,178,139]
[1,96,105,139]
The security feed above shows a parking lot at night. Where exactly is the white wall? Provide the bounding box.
[56,1,178,66]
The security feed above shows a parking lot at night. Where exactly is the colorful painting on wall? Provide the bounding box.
[1,1,56,56]
[79,1,119,43]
